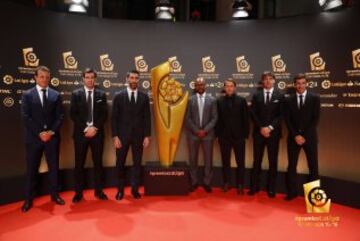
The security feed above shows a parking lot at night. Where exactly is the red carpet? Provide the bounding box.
[0,188,359,241]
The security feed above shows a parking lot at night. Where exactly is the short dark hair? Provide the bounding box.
[293,73,306,84]
[82,68,97,78]
[34,65,50,76]
[261,71,275,81]
[126,70,140,78]
[223,78,236,87]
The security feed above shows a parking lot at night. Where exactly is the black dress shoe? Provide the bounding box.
[115,190,124,201]
[237,185,244,195]
[222,183,230,192]
[203,185,212,193]
[72,193,83,203]
[131,190,141,199]
[285,194,297,201]
[267,191,276,198]
[95,191,108,200]
[189,184,199,192]
[247,189,259,196]
[21,200,33,212]
[51,195,65,205]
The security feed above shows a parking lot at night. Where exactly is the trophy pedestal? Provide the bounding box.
[144,161,189,196]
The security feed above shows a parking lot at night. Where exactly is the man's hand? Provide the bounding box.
[39,131,52,142]
[113,136,122,149]
[196,130,207,138]
[85,126,97,138]
[260,127,271,138]
[295,135,306,146]
[143,137,150,148]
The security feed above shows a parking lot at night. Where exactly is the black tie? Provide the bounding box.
[265,91,270,105]
[131,91,135,105]
[299,94,303,109]
[87,90,93,123]
[41,89,47,108]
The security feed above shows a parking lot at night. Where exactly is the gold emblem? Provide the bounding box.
[23,47,39,67]
[63,51,78,69]
[310,52,326,71]
[100,54,114,71]
[303,180,331,213]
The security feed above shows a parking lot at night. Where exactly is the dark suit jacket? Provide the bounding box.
[250,89,284,138]
[21,86,64,143]
[70,87,108,137]
[111,89,151,142]
[216,94,249,140]
[285,91,320,142]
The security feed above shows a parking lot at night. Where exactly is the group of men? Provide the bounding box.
[20,65,320,213]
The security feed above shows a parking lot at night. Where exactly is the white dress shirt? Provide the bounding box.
[127,87,138,103]
[296,90,307,109]
[36,84,48,107]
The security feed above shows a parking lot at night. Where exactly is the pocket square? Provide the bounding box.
[273,99,279,103]
[96,100,102,103]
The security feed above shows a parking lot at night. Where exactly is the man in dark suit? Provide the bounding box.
[70,68,108,203]
[248,72,284,198]
[216,79,249,195]
[21,66,65,212]
[112,70,151,200]
[185,77,218,193]
[284,74,320,201]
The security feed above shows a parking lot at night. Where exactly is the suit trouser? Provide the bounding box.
[74,133,104,194]
[250,135,280,192]
[219,137,245,186]
[286,138,319,196]
[25,137,60,200]
[188,138,214,186]
[116,137,143,191]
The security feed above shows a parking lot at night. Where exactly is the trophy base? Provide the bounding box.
[144,161,189,196]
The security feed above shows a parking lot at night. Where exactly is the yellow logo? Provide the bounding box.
[310,52,326,71]
[271,54,286,72]
[100,54,114,71]
[303,179,331,213]
[51,77,60,87]
[202,56,216,73]
[3,75,14,85]
[135,55,149,72]
[236,56,250,73]
[23,47,39,67]
[103,79,111,88]
[352,49,360,69]
[3,97,14,107]
[62,51,78,69]
[168,56,182,73]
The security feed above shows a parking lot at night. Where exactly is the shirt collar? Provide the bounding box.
[84,86,95,92]
[127,87,138,94]
[197,92,206,98]
[297,90,307,97]
[263,87,274,94]
[36,84,48,92]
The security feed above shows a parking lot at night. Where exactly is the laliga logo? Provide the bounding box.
[352,49,360,69]
[23,47,40,67]
[236,56,250,73]
[310,52,326,71]
[202,56,216,73]
[62,51,78,69]
[271,54,286,73]
[100,54,114,71]
[135,55,149,72]
[168,56,182,73]
[303,179,331,213]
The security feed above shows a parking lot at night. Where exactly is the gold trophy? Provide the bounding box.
[151,62,189,166]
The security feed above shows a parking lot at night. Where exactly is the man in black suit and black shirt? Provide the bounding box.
[284,74,320,201]
[112,70,151,200]
[21,66,65,212]
[70,68,108,203]
[216,79,249,195]
[248,72,284,198]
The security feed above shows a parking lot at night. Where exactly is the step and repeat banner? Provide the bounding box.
[0,2,359,183]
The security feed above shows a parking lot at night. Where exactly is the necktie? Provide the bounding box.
[41,89,47,108]
[299,94,303,109]
[265,91,270,105]
[199,95,204,127]
[131,91,135,105]
[87,90,93,123]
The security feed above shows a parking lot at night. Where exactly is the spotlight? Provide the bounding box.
[65,0,89,13]
[155,0,175,21]
[319,0,343,11]
[232,0,252,19]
